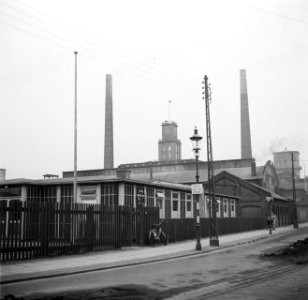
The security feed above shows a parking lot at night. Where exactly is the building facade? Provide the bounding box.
[0,174,239,221]
[273,150,301,182]
[272,150,308,222]
[211,171,292,227]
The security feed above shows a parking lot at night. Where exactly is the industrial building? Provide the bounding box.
[0,70,301,225]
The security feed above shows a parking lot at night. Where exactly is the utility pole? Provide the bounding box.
[291,152,299,229]
[74,51,78,203]
[202,75,219,246]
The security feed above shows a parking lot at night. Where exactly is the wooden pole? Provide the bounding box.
[74,51,78,203]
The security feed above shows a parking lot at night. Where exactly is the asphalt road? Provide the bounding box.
[1,227,308,300]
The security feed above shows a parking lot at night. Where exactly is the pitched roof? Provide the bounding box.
[211,170,289,201]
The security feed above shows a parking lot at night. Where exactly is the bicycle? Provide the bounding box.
[148,222,168,245]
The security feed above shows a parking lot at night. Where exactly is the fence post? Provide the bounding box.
[86,205,94,251]
[114,206,121,249]
[139,207,144,246]
[40,203,48,256]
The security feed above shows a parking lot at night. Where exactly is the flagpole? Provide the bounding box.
[168,100,172,121]
[74,51,78,203]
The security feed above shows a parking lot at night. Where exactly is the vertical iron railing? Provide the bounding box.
[0,202,159,262]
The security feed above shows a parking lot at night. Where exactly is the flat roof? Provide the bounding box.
[0,176,240,199]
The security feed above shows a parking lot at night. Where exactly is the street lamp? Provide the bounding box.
[190,126,203,251]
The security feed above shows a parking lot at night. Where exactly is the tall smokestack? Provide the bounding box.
[240,69,252,159]
[104,74,114,169]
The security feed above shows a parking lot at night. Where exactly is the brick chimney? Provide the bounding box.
[240,69,252,159]
[104,74,114,169]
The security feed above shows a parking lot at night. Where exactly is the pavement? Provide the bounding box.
[1,223,307,285]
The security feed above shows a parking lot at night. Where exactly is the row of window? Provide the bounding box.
[5,184,237,219]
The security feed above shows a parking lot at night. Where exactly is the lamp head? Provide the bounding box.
[190,126,203,153]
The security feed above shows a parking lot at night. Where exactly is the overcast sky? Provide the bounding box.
[1,0,308,179]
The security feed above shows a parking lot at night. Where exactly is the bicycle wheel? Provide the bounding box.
[161,232,168,245]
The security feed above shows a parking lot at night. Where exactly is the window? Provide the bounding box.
[124,184,134,206]
[146,187,155,207]
[186,194,192,211]
[185,193,193,218]
[101,183,118,206]
[231,200,235,211]
[0,186,21,198]
[28,186,57,203]
[230,199,236,217]
[171,191,180,218]
[172,192,179,199]
[156,191,164,209]
[156,192,164,198]
[61,185,73,203]
[156,199,163,209]
[216,198,221,218]
[223,198,229,218]
[156,190,165,218]
[136,186,145,207]
[223,199,228,213]
[172,200,178,211]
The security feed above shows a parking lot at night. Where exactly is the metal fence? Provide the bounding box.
[162,217,267,243]
[0,200,269,262]
[0,201,159,262]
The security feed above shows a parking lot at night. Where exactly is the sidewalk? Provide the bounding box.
[1,224,307,284]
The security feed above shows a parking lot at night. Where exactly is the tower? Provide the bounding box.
[240,69,252,159]
[158,121,181,161]
[104,74,114,169]
[273,150,301,181]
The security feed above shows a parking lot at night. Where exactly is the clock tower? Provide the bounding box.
[158,121,181,161]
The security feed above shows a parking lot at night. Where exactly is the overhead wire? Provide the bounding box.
[6,0,200,86]
[249,5,308,26]
[0,9,201,96]
[4,1,306,164]
[0,0,240,136]
[1,15,238,138]
[3,0,233,100]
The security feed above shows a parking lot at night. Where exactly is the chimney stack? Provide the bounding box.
[104,74,114,169]
[240,69,252,159]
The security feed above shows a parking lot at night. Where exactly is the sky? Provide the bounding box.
[1,0,308,180]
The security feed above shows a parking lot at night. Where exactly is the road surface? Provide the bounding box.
[1,227,308,299]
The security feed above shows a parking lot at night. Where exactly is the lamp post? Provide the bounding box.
[190,126,203,251]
